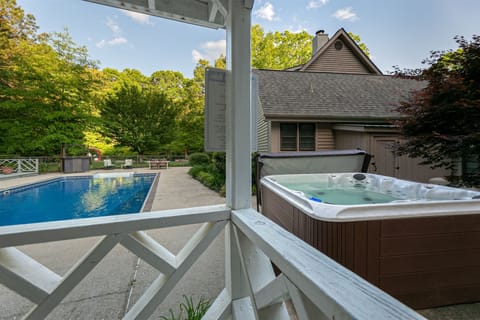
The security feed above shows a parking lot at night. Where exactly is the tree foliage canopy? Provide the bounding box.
[396,35,480,185]
[251,24,313,69]
[0,0,98,155]
[100,83,178,155]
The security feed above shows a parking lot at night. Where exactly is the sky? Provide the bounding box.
[16,0,480,78]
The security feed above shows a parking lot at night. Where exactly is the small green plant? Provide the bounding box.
[160,295,210,320]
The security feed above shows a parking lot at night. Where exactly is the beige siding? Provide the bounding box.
[271,122,280,152]
[256,103,270,152]
[305,40,371,74]
[335,130,369,151]
[315,124,335,150]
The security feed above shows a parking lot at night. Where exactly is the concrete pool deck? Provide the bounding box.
[1,167,480,319]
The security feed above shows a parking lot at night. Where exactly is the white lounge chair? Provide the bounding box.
[103,159,115,169]
[122,159,133,169]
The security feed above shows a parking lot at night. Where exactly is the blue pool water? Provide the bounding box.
[0,174,156,226]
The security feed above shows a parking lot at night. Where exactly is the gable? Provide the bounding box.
[300,28,382,75]
[304,39,371,74]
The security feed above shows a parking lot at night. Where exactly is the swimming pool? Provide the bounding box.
[0,173,157,226]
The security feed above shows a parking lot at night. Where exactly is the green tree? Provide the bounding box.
[100,83,178,155]
[0,1,98,156]
[251,24,312,69]
[0,0,38,44]
[348,32,370,57]
[149,69,205,156]
[396,35,480,185]
[150,70,187,100]
[214,54,226,69]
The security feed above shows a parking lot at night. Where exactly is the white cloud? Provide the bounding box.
[97,17,129,48]
[254,2,278,21]
[96,37,128,48]
[122,10,152,25]
[108,37,128,45]
[192,49,204,62]
[96,40,106,48]
[332,7,358,21]
[307,0,328,9]
[106,17,121,35]
[191,39,226,63]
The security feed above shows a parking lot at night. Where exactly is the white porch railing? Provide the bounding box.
[0,206,425,320]
[0,158,39,174]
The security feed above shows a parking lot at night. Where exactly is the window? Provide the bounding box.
[299,123,315,151]
[280,123,316,151]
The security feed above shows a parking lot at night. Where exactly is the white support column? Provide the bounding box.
[225,0,252,210]
[225,1,254,316]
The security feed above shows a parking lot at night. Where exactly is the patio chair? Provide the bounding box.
[122,159,133,169]
[103,159,115,169]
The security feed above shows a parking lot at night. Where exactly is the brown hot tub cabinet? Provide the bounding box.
[261,173,480,309]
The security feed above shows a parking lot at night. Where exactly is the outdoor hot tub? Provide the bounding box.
[261,172,480,309]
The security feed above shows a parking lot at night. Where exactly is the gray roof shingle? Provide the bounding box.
[253,69,426,121]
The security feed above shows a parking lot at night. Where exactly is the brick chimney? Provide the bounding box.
[312,30,328,55]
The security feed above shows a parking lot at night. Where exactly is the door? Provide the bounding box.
[370,137,397,177]
[370,136,450,182]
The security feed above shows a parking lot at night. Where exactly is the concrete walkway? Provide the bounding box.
[0,167,226,319]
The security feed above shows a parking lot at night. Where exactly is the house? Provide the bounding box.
[254,28,449,182]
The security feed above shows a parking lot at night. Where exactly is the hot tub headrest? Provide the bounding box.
[257,149,370,178]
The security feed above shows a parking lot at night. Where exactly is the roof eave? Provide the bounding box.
[263,113,403,123]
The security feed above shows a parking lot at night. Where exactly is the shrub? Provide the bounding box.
[212,152,226,175]
[188,165,205,179]
[197,171,215,187]
[188,153,210,166]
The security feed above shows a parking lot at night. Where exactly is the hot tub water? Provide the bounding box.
[283,182,401,205]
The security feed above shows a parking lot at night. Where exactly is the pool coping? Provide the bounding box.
[141,172,160,212]
[1,172,157,196]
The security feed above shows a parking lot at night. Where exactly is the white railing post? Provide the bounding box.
[225,0,252,210]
